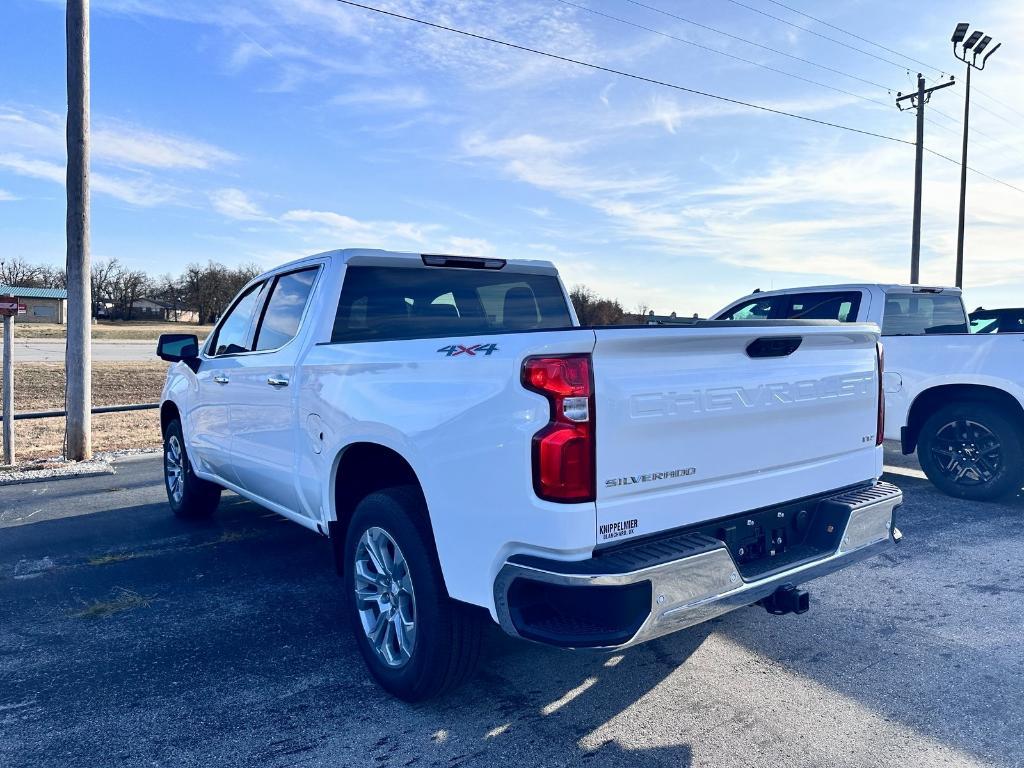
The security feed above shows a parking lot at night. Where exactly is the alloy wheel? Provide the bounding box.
[165,434,185,503]
[929,419,1002,486]
[354,526,417,668]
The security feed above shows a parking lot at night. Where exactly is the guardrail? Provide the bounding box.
[0,403,159,422]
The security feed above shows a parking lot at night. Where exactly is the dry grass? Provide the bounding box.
[69,588,153,619]
[2,361,168,461]
[13,321,209,341]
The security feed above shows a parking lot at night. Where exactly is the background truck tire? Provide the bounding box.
[917,403,1024,501]
[343,486,483,702]
[163,418,221,519]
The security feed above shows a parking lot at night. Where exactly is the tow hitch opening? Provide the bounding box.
[759,585,810,616]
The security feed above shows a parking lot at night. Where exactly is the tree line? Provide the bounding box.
[1,255,667,325]
[0,255,259,324]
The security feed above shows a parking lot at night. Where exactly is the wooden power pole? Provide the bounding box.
[2,304,13,466]
[895,73,955,285]
[66,0,92,460]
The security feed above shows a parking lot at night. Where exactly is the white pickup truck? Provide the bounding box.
[157,249,901,701]
[714,284,1024,501]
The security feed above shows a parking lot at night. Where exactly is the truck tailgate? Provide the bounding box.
[592,324,882,544]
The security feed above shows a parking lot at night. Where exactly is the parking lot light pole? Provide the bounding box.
[951,22,1002,289]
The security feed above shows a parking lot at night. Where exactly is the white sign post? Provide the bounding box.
[0,295,16,465]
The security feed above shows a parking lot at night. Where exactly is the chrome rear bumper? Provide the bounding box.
[494,482,903,649]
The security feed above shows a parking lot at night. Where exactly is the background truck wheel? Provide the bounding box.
[163,418,221,518]
[917,403,1024,501]
[343,486,483,702]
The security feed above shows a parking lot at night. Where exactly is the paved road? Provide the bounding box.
[0,339,156,362]
[1,456,1022,768]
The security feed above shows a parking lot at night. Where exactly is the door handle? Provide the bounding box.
[267,375,289,388]
[213,374,230,385]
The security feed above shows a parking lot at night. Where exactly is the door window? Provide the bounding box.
[785,292,862,321]
[719,297,779,320]
[254,267,319,351]
[209,281,267,356]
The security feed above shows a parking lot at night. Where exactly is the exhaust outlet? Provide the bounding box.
[759,584,810,616]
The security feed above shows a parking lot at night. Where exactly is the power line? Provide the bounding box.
[719,0,916,72]
[759,0,950,78]
[618,0,892,92]
[972,88,1024,122]
[923,145,1024,195]
[737,0,1024,126]
[333,0,911,144]
[607,0,1023,164]
[555,0,893,111]
[332,0,1024,194]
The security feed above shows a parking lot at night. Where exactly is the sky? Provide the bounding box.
[1,0,1022,316]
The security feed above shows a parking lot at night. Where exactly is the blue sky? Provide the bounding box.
[1,0,1022,315]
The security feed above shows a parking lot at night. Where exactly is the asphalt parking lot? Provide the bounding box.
[1,455,1022,768]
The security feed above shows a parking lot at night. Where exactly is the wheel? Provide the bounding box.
[343,486,483,701]
[917,403,1024,501]
[163,418,221,518]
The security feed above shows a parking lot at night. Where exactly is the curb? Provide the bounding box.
[0,463,115,487]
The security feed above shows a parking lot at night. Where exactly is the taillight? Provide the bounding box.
[522,355,595,503]
[876,342,885,446]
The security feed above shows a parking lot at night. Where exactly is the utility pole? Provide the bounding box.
[66,0,92,460]
[1,299,14,466]
[896,73,955,284]
[951,23,1001,289]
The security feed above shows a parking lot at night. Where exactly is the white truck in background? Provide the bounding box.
[714,284,1024,501]
[157,249,901,701]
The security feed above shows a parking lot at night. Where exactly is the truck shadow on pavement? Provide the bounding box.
[0,493,702,768]
[1,475,1022,767]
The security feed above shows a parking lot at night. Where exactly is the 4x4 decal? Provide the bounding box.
[437,343,499,357]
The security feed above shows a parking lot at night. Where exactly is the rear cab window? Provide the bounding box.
[881,293,969,335]
[332,265,573,343]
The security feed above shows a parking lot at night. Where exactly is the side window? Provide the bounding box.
[882,294,969,335]
[785,292,862,322]
[209,281,267,356]
[254,267,319,351]
[721,297,777,320]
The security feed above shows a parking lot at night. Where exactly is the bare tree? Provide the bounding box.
[109,265,151,320]
[569,284,625,326]
[0,256,47,287]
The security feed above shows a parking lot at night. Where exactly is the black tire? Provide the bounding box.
[163,418,221,519]
[917,403,1024,501]
[343,486,483,702]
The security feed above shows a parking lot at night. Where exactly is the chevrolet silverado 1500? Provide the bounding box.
[715,284,1024,500]
[158,249,902,700]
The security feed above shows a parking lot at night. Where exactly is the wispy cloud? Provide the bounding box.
[0,108,236,171]
[0,153,182,206]
[209,188,269,221]
[0,189,17,201]
[280,208,441,247]
[333,86,431,110]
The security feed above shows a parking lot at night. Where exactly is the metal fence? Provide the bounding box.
[0,403,159,422]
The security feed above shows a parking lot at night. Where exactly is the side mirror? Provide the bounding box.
[157,333,200,371]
